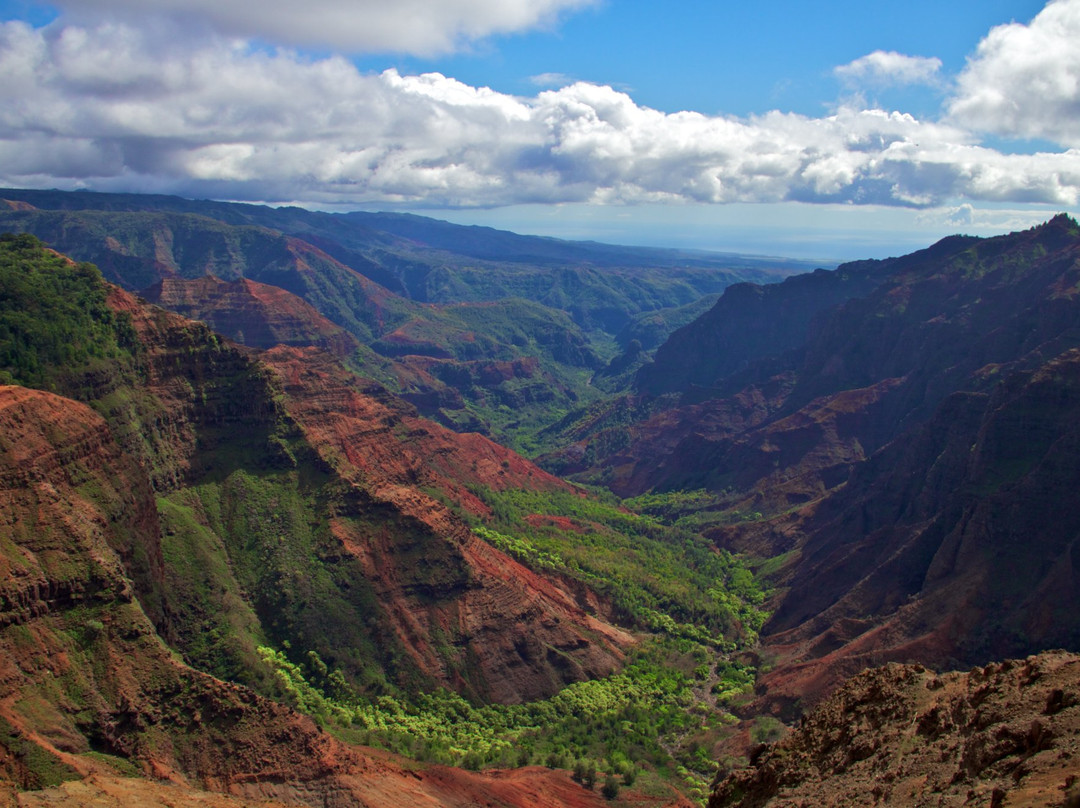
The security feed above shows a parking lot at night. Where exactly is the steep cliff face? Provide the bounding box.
[636,257,899,397]
[142,275,359,357]
[567,216,1080,504]
[0,386,641,808]
[710,652,1080,808]
[261,345,632,703]
[2,234,632,708]
[0,233,661,805]
[0,207,412,343]
[0,206,614,448]
[0,188,820,452]
[738,348,1080,714]
[0,385,340,798]
[0,385,157,632]
[91,283,296,502]
[547,216,1080,726]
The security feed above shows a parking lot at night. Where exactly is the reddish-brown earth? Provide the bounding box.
[262,345,633,703]
[106,280,635,705]
[727,347,1080,719]
[10,765,691,808]
[556,216,1080,725]
[0,233,660,805]
[0,384,663,808]
[710,652,1080,808]
[142,275,359,357]
[263,347,569,508]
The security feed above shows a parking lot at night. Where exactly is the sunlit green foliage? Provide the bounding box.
[244,479,770,796]
[472,487,767,647]
[0,229,771,802]
[258,638,748,794]
[623,487,770,536]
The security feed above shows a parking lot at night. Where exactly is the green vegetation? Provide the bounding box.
[258,637,751,799]
[80,751,142,778]
[616,293,723,352]
[0,714,80,789]
[156,492,276,690]
[624,488,769,534]
[157,467,422,699]
[472,487,767,647]
[0,232,137,390]
[241,481,769,798]
[0,227,775,803]
[0,200,811,454]
[749,715,786,746]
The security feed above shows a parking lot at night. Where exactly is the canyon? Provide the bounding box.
[1,193,1080,806]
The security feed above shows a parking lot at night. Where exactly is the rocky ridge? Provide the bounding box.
[710,652,1080,808]
[0,240,658,805]
[551,216,1080,718]
[0,189,810,447]
[261,345,632,703]
[0,383,634,808]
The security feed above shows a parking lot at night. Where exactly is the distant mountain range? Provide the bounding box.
[0,187,813,452]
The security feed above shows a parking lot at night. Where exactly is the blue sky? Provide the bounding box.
[0,0,1077,259]
[360,1,1046,117]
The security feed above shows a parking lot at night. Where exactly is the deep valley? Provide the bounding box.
[1,190,1079,808]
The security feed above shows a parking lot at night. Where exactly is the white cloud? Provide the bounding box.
[530,72,576,87]
[915,203,1065,232]
[1,21,1079,210]
[835,50,943,87]
[47,0,596,55]
[948,0,1080,147]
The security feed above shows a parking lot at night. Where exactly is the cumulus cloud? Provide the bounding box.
[47,0,596,55]
[835,50,943,87]
[948,0,1080,146]
[1,21,1079,209]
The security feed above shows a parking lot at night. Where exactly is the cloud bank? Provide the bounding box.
[46,0,596,55]
[1,1,1079,209]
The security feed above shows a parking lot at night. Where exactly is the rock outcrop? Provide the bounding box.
[710,652,1080,808]
[262,345,632,703]
[0,383,634,808]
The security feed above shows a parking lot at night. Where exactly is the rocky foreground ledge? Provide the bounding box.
[711,652,1080,808]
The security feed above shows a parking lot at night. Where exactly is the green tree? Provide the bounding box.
[601,774,620,800]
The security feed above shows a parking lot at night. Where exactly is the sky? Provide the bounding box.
[0,0,1078,259]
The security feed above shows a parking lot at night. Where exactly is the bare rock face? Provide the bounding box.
[109,278,637,704]
[5,237,634,701]
[741,347,1080,717]
[573,216,1080,503]
[710,652,1080,808]
[0,385,157,630]
[143,275,359,357]
[0,385,356,800]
